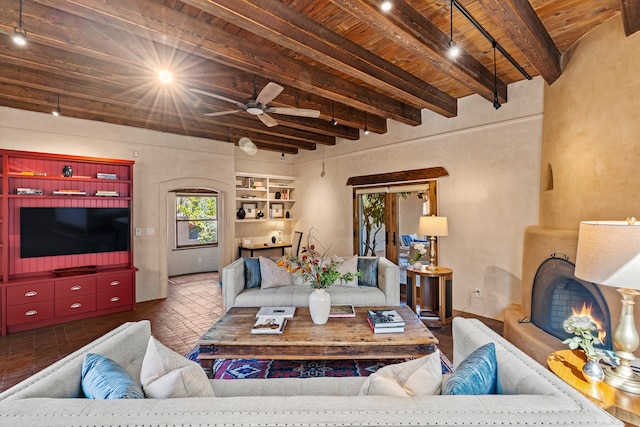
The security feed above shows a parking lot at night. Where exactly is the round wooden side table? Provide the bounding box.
[547,349,640,426]
[405,266,452,326]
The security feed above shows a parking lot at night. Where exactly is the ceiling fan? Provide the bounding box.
[190,81,320,128]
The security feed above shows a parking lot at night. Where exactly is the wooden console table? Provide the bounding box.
[406,266,453,326]
[548,349,640,426]
[238,242,291,258]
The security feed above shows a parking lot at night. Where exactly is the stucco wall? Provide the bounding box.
[294,78,544,320]
[540,15,640,229]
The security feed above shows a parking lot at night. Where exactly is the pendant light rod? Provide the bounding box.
[451,0,531,80]
[18,0,23,27]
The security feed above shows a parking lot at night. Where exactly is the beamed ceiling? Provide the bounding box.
[0,0,637,155]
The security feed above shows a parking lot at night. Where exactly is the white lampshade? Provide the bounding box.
[575,220,640,290]
[275,221,285,231]
[418,216,448,237]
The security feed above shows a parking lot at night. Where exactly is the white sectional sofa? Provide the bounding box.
[0,317,622,426]
[222,256,400,309]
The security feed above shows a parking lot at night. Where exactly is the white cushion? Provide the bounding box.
[140,337,214,398]
[331,255,359,287]
[259,256,292,289]
[358,351,443,397]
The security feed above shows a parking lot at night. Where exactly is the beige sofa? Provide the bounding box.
[222,256,400,309]
[0,317,622,426]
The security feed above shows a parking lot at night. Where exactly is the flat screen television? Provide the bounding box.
[20,207,130,258]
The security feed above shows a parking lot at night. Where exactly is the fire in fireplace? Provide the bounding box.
[530,256,612,350]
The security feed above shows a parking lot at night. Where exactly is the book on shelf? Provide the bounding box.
[419,309,440,320]
[366,316,404,334]
[11,171,46,176]
[95,190,119,197]
[329,304,355,318]
[97,172,117,180]
[53,190,87,196]
[256,306,296,318]
[367,309,406,327]
[251,316,287,334]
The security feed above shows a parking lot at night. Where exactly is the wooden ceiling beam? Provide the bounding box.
[180,0,457,117]
[620,0,640,36]
[475,0,562,85]
[27,0,419,126]
[331,0,507,103]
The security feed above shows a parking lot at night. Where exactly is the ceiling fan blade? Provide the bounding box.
[258,113,278,127]
[256,82,283,105]
[203,109,243,117]
[267,107,321,118]
[189,88,245,109]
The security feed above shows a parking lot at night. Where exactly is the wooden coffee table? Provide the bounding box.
[197,305,438,377]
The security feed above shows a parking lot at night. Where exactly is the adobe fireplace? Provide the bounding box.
[530,256,611,350]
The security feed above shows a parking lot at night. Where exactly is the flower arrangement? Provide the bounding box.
[412,242,427,263]
[279,228,361,289]
[562,315,603,360]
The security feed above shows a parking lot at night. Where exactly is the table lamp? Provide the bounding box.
[574,218,640,394]
[418,215,448,271]
[275,221,285,243]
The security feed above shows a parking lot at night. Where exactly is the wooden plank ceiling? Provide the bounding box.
[0,0,633,154]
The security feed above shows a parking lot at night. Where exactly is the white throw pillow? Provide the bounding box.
[359,351,443,396]
[259,256,292,289]
[140,336,214,398]
[331,255,358,287]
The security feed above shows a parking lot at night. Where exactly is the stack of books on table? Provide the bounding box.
[366,309,406,334]
[251,306,295,335]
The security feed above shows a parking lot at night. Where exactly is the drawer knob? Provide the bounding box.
[70,303,82,309]
[110,280,121,286]
[25,310,38,316]
[110,297,121,302]
[24,291,38,297]
[71,285,82,291]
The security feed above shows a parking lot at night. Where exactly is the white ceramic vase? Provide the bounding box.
[309,288,331,325]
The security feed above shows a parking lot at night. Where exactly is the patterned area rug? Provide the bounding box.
[187,345,453,379]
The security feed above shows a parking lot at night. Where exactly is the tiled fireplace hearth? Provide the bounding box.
[504,226,622,365]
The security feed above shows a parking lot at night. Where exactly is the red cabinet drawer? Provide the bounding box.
[97,289,133,310]
[97,272,133,293]
[6,282,54,306]
[55,277,96,298]
[55,294,96,317]
[7,300,54,325]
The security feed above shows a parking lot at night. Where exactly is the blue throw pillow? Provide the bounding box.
[81,353,144,399]
[244,257,261,289]
[441,342,497,395]
[357,257,378,287]
[400,235,413,246]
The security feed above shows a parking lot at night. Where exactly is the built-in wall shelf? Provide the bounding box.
[235,173,297,223]
[0,149,136,336]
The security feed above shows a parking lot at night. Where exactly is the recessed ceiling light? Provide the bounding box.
[381,1,392,12]
[158,70,172,84]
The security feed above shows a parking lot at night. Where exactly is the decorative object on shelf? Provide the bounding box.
[278,227,361,325]
[62,165,73,177]
[256,210,264,219]
[242,203,257,218]
[418,215,449,271]
[236,207,246,219]
[275,191,281,199]
[271,236,276,244]
[562,315,604,384]
[574,218,640,393]
[271,203,283,218]
[285,211,290,219]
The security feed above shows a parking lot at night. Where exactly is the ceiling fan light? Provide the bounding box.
[246,107,263,115]
[12,27,27,46]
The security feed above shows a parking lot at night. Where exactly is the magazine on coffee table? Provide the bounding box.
[255,306,296,318]
[251,316,287,334]
[329,304,356,318]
